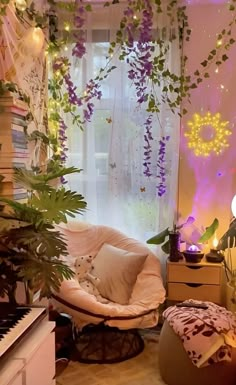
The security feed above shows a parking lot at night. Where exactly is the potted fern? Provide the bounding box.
[0,130,87,305]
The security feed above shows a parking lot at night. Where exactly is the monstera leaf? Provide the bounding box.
[0,198,46,228]
[0,216,31,232]
[218,218,236,251]
[18,258,74,299]
[0,261,19,304]
[30,187,87,224]
[14,166,82,192]
[1,225,68,259]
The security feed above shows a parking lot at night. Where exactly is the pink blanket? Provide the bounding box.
[163,300,236,367]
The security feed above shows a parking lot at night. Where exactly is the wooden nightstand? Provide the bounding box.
[166,258,223,304]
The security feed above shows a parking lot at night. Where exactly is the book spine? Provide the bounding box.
[0,152,29,158]
[12,115,27,126]
[0,159,29,168]
[0,94,28,110]
[0,187,27,196]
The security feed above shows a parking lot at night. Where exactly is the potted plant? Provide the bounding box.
[0,130,87,305]
[146,216,196,260]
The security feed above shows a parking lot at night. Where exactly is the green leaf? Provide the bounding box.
[218,218,236,250]
[18,259,74,298]
[30,188,87,224]
[0,217,31,232]
[146,228,169,245]
[162,240,170,254]
[198,218,219,243]
[1,225,68,259]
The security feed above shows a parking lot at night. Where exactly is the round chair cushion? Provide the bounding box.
[159,320,236,385]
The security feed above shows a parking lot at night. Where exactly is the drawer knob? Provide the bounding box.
[185,283,203,288]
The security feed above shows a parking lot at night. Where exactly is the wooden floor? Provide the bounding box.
[56,329,167,385]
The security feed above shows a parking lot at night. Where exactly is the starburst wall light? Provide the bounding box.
[184,112,231,157]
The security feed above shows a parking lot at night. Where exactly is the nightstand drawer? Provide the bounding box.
[167,264,221,285]
[168,283,221,303]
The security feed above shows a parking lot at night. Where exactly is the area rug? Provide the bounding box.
[56,328,167,385]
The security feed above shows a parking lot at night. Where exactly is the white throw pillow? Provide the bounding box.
[92,243,148,305]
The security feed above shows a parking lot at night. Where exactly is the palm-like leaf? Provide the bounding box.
[0,262,19,304]
[0,198,44,228]
[30,188,87,224]
[14,166,82,192]
[0,216,31,232]
[18,259,74,298]
[1,225,68,259]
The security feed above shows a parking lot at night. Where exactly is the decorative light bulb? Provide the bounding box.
[15,0,27,11]
[231,195,236,218]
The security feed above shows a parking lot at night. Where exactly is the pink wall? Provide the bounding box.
[178,2,236,237]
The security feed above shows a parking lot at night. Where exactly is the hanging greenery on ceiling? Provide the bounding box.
[1,0,236,196]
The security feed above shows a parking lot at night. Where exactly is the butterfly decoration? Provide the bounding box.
[106,117,112,123]
[140,187,146,192]
[109,162,116,169]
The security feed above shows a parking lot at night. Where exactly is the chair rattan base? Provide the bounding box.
[74,323,144,364]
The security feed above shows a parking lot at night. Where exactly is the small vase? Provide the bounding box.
[169,231,181,262]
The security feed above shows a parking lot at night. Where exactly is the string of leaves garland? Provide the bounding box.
[47,0,236,197]
[2,0,236,198]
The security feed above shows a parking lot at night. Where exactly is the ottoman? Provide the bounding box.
[159,320,236,385]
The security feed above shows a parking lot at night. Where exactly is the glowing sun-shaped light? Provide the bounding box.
[185,112,231,157]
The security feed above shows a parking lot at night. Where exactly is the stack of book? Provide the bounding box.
[0,93,29,202]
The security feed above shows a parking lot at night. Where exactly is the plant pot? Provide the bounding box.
[226,282,236,313]
[169,231,182,262]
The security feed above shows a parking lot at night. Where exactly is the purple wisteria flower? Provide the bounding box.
[156,135,170,197]
[73,2,86,59]
[64,73,83,106]
[143,115,153,177]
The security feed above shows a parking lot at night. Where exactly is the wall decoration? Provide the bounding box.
[184,112,231,157]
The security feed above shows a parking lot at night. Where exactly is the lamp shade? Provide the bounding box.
[231,194,236,218]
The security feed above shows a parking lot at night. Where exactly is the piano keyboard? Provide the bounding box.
[0,305,47,360]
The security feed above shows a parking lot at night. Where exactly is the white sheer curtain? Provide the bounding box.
[62,3,181,242]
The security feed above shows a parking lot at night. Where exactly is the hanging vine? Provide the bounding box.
[1,0,236,195]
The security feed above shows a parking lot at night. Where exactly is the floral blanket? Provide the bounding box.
[163,300,236,368]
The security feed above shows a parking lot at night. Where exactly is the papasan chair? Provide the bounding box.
[51,221,166,363]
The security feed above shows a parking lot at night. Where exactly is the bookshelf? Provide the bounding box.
[0,94,29,202]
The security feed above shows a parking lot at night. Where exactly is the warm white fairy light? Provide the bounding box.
[15,0,27,11]
[185,112,231,157]
[64,22,71,32]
